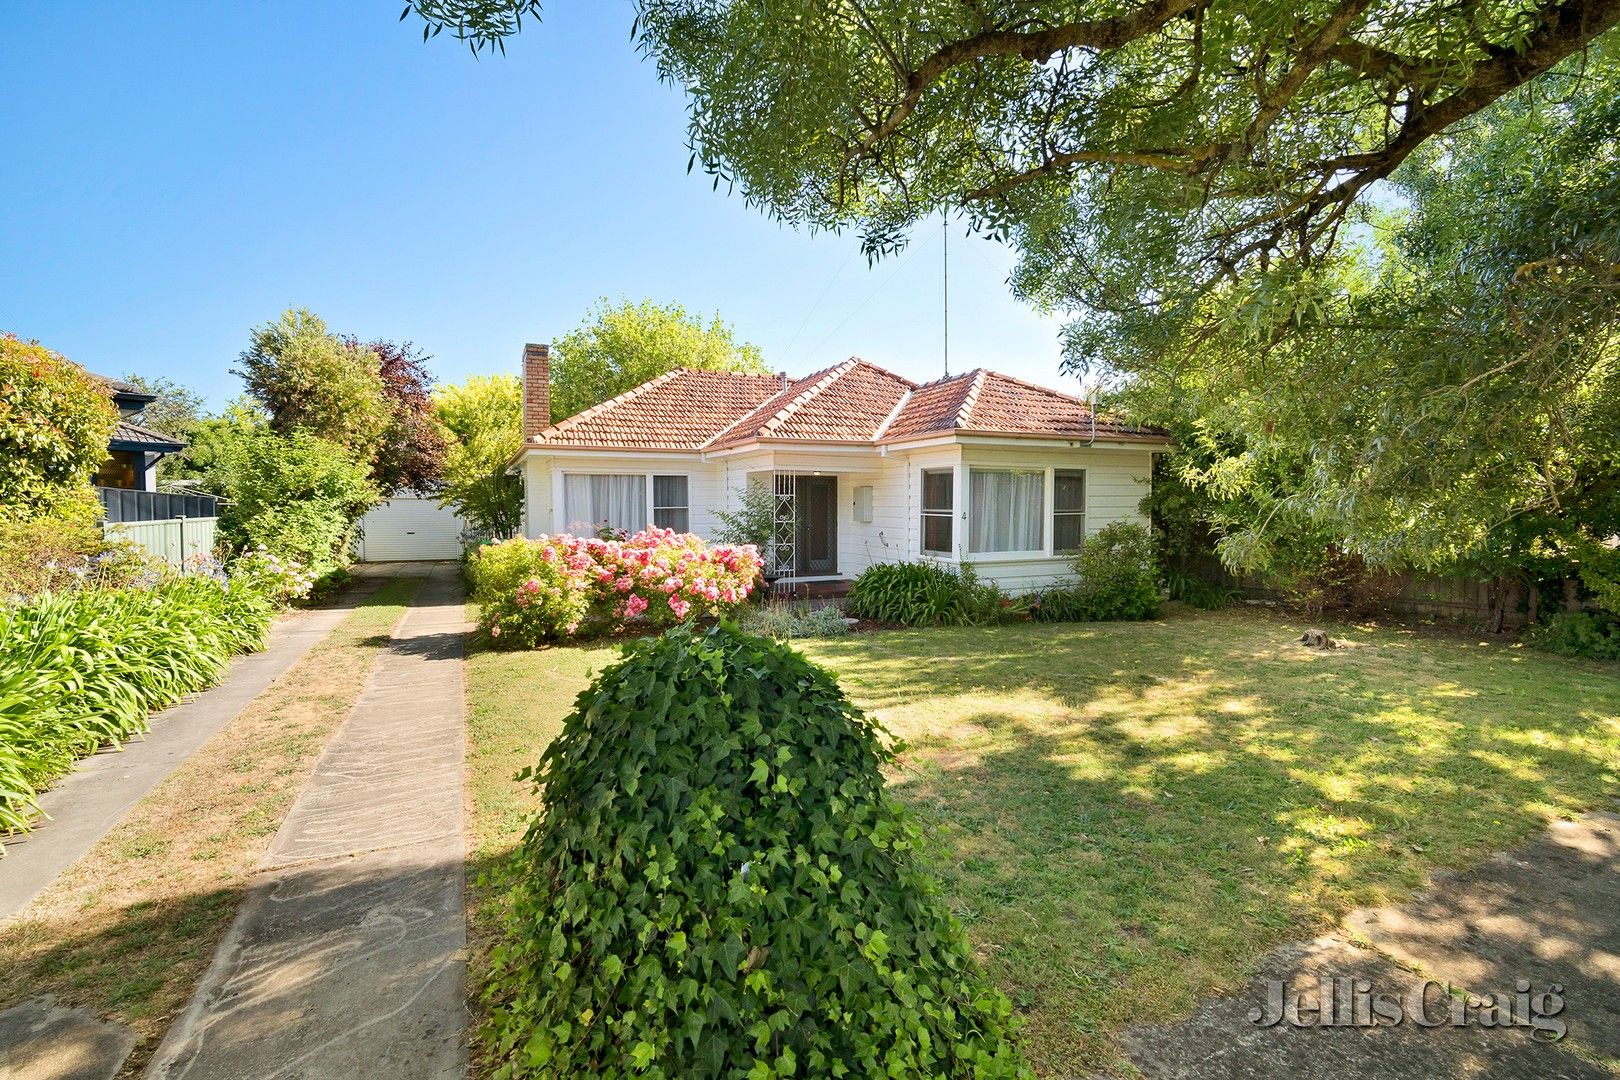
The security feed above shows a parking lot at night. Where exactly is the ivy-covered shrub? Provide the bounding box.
[468,529,763,646]
[0,333,120,526]
[483,623,1031,1078]
[0,575,275,838]
[1034,522,1162,622]
[1528,611,1620,661]
[846,561,1018,627]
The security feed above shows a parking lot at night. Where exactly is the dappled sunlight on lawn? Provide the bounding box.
[798,609,1620,1074]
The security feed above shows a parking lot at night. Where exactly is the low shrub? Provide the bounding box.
[482,622,1031,1078]
[228,545,320,605]
[846,561,1020,627]
[1527,611,1620,661]
[467,529,763,646]
[0,576,275,837]
[738,601,850,639]
[1163,567,1238,610]
[1035,522,1162,622]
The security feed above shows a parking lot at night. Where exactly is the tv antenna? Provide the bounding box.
[941,208,950,377]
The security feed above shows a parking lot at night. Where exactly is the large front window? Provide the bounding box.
[920,469,953,554]
[564,474,646,535]
[968,468,1044,553]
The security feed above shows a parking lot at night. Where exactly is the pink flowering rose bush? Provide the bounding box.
[468,528,763,647]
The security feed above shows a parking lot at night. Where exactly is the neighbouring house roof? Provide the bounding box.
[522,357,1168,453]
[109,420,184,454]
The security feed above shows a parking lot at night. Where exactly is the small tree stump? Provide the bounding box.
[1299,629,1339,650]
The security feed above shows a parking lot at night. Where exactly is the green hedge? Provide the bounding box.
[483,623,1031,1078]
[1528,611,1620,661]
[0,578,275,836]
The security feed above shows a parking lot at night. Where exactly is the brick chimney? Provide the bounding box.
[522,343,550,441]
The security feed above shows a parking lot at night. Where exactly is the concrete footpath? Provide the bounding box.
[0,571,396,922]
[145,563,468,1080]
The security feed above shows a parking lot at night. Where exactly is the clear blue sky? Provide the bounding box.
[2,2,1074,410]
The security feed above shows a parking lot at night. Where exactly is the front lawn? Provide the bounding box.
[465,608,1620,1076]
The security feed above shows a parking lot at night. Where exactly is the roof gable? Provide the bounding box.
[524,359,1166,452]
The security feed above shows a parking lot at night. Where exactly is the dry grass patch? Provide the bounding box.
[0,576,424,1075]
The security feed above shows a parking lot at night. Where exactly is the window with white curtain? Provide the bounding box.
[968,468,1044,553]
[1053,469,1086,553]
[920,469,953,554]
[564,474,646,535]
[652,475,689,532]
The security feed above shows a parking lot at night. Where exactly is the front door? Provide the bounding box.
[794,476,837,576]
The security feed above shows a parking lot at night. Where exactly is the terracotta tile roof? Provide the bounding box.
[523,360,1167,452]
[527,369,784,449]
[706,359,914,448]
[881,369,1166,442]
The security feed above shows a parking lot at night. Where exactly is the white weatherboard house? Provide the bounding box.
[510,344,1171,593]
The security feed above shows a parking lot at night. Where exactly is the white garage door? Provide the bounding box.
[357,497,466,561]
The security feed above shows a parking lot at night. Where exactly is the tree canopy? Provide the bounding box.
[1118,43,1620,575]
[433,374,525,538]
[351,338,448,496]
[236,309,391,461]
[549,298,767,422]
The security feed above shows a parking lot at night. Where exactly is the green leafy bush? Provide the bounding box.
[1163,567,1238,610]
[0,576,275,837]
[483,623,1030,1078]
[0,333,120,526]
[1528,611,1620,661]
[206,427,377,578]
[846,561,1018,627]
[1035,522,1162,622]
[738,601,850,639]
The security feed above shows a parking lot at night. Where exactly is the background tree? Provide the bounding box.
[549,298,767,421]
[0,333,118,526]
[120,373,206,484]
[433,374,524,537]
[235,309,390,461]
[1114,47,1620,619]
[346,338,447,495]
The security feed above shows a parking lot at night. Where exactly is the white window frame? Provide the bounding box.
[652,474,690,533]
[560,470,693,536]
[1052,468,1087,554]
[952,462,1092,562]
[920,468,954,555]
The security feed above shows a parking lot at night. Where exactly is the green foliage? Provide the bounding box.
[550,298,767,422]
[482,622,1031,1078]
[0,576,275,837]
[236,308,391,461]
[0,332,119,526]
[433,374,524,538]
[1163,568,1237,611]
[1034,523,1161,623]
[846,561,1016,627]
[738,601,850,640]
[1094,47,1620,579]
[0,518,113,599]
[713,482,778,551]
[1528,611,1620,661]
[205,427,377,578]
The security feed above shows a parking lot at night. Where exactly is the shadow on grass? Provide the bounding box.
[792,609,1620,1073]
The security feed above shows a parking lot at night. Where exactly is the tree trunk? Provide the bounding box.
[1487,575,1507,634]
[1564,577,1582,612]
[1527,583,1541,626]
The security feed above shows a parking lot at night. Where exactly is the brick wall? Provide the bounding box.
[522,342,550,440]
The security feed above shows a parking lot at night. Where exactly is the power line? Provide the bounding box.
[797,229,939,366]
[778,245,859,369]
